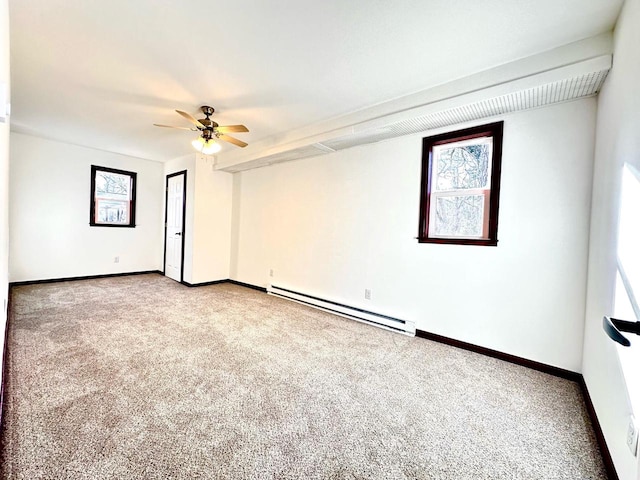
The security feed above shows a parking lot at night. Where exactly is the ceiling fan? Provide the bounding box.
[154,105,249,154]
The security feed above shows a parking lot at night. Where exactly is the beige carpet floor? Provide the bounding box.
[0,274,607,479]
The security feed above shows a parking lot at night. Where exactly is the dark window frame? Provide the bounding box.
[418,121,504,246]
[89,165,137,228]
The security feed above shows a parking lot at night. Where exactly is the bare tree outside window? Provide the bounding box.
[90,165,137,227]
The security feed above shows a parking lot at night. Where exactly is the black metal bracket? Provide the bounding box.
[603,316,640,347]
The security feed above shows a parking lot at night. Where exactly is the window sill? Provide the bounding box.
[417,237,498,246]
[89,223,137,228]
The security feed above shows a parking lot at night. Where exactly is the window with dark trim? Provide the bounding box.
[418,121,503,246]
[90,165,137,228]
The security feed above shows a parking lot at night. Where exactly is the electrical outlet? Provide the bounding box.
[114,256,120,264]
[269,269,274,277]
[627,416,638,456]
[364,289,371,300]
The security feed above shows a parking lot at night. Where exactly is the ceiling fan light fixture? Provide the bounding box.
[191,136,206,152]
[202,140,222,155]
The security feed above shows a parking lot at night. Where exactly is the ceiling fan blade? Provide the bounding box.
[216,125,249,133]
[218,134,248,148]
[176,110,205,128]
[153,124,195,131]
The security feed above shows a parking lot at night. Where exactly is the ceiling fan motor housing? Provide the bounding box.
[198,106,219,133]
[202,129,214,140]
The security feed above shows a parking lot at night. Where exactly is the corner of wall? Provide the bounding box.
[581,0,640,478]
[0,0,10,417]
[229,173,242,280]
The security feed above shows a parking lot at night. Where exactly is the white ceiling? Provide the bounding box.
[9,0,623,163]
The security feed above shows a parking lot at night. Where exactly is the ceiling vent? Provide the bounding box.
[322,69,608,152]
[217,56,611,173]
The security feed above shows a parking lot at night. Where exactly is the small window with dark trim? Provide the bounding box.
[418,121,503,246]
[90,165,137,227]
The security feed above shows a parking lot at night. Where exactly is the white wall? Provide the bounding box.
[9,133,164,282]
[192,155,232,283]
[233,98,596,372]
[164,154,232,284]
[0,0,10,396]
[583,0,640,478]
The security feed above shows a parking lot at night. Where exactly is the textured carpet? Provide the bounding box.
[1,274,606,479]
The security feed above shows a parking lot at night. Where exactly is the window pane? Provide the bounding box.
[95,171,130,224]
[90,166,136,227]
[617,163,640,317]
[96,172,131,201]
[432,194,484,237]
[96,199,129,224]
[434,137,492,191]
[418,122,503,245]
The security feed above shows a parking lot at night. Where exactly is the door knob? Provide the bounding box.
[603,316,640,347]
[175,232,182,236]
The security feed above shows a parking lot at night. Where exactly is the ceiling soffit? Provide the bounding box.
[217,38,612,173]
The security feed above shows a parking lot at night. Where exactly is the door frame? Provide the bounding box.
[163,170,187,283]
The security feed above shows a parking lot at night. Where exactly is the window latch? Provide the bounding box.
[603,316,640,347]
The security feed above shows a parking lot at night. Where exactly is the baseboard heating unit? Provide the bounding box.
[267,285,415,336]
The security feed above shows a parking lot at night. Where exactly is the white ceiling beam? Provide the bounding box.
[215,33,612,172]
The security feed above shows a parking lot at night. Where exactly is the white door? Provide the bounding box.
[165,172,185,282]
